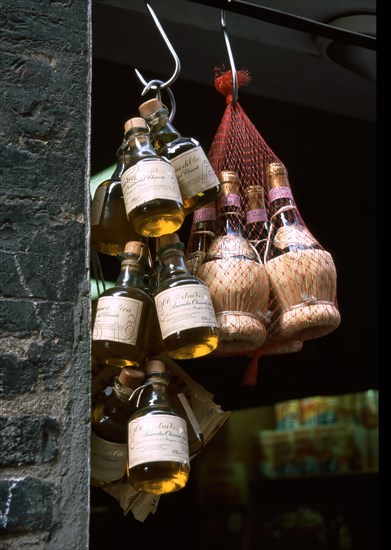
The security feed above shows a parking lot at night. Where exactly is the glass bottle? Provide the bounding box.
[197,171,269,354]
[127,359,190,495]
[120,117,184,237]
[265,162,321,260]
[91,366,146,487]
[185,201,217,276]
[153,233,219,360]
[138,98,221,214]
[90,143,138,256]
[92,240,155,368]
[244,185,271,262]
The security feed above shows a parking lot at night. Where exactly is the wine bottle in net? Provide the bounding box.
[91,142,138,256]
[120,117,184,237]
[138,98,221,214]
[92,240,155,368]
[127,359,190,495]
[91,366,146,487]
[185,201,217,276]
[153,233,219,360]
[197,170,270,355]
[264,162,341,342]
[244,185,303,356]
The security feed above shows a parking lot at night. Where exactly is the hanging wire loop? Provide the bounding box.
[134,1,181,94]
[221,10,238,104]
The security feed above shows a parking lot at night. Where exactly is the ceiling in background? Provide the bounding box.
[92,0,376,122]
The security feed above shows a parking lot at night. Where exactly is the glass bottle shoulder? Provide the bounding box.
[157,136,198,160]
[100,286,154,303]
[155,273,206,293]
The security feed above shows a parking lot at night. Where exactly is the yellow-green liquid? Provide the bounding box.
[91,179,138,255]
[164,328,219,359]
[127,461,190,495]
[131,200,185,238]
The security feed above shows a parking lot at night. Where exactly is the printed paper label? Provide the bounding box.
[154,284,217,340]
[90,431,127,482]
[193,207,216,223]
[92,296,143,344]
[218,194,241,210]
[269,186,293,202]
[121,160,182,214]
[171,146,220,199]
[128,414,189,467]
[247,208,268,223]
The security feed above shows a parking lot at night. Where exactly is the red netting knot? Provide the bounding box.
[214,66,251,104]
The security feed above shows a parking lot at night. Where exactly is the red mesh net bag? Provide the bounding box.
[186,67,341,386]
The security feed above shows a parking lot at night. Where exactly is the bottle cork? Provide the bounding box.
[139,98,165,119]
[145,359,166,375]
[124,240,149,258]
[157,233,180,249]
[124,117,148,134]
[119,367,146,388]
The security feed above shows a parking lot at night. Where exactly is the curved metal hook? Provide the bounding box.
[221,10,238,104]
[135,1,181,92]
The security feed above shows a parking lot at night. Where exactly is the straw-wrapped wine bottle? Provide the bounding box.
[197,170,270,354]
[264,162,341,342]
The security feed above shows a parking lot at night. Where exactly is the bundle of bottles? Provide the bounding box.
[90,96,341,495]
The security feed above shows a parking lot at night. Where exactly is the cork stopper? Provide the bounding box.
[267,162,289,188]
[246,186,265,210]
[124,117,148,134]
[139,98,165,119]
[145,359,166,375]
[219,171,239,195]
[156,233,180,250]
[124,240,150,259]
[118,367,146,389]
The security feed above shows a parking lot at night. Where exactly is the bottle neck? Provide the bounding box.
[123,131,156,162]
[147,112,181,151]
[136,376,171,411]
[157,249,190,280]
[268,186,302,226]
[113,378,135,402]
[116,259,146,287]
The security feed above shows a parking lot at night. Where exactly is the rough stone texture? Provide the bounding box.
[0,477,55,534]
[0,1,92,548]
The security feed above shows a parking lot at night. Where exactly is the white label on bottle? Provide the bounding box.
[247,208,268,223]
[92,296,142,344]
[121,160,182,214]
[128,414,189,467]
[154,284,217,340]
[170,146,220,200]
[90,431,128,482]
[91,186,107,226]
[273,225,318,249]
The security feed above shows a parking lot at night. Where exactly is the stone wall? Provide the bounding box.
[0,2,92,548]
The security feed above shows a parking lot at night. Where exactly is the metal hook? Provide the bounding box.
[221,10,238,104]
[135,1,181,94]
